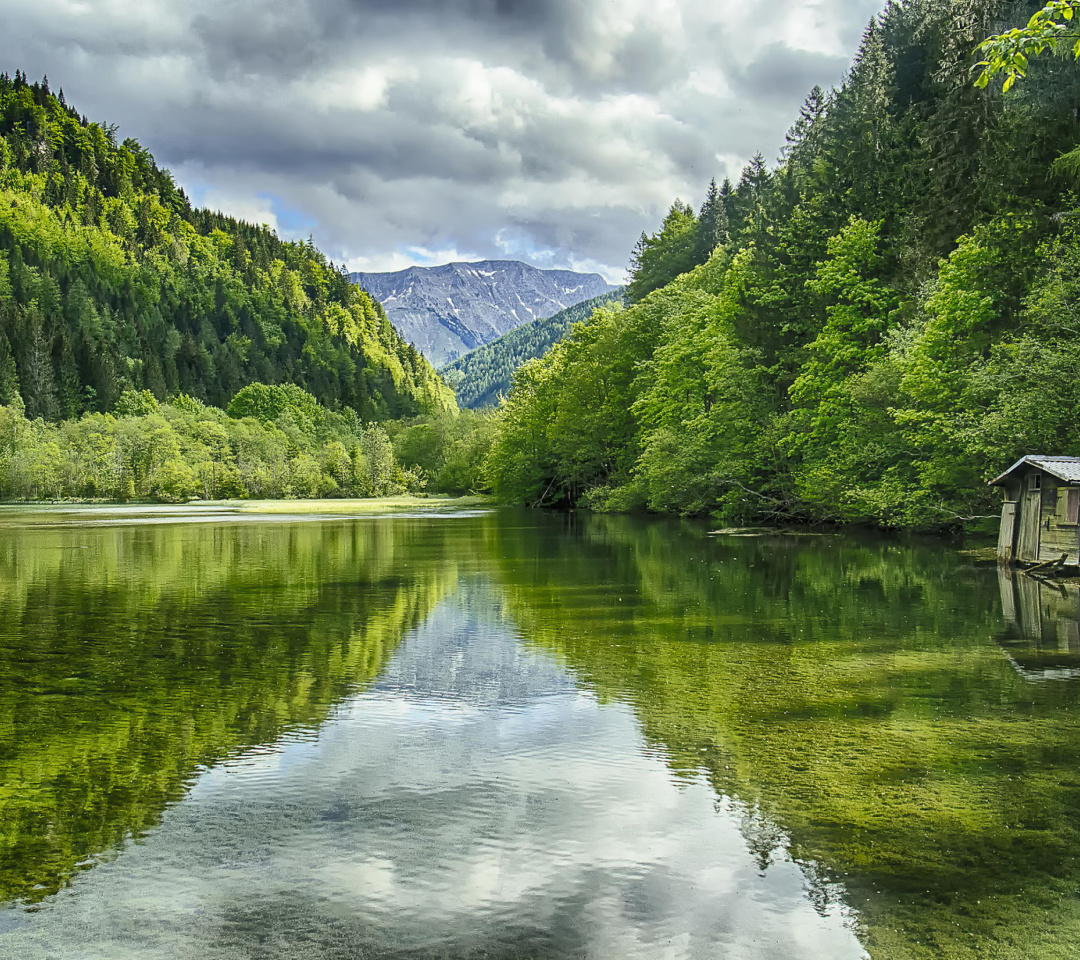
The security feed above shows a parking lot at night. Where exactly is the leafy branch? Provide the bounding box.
[975,0,1080,91]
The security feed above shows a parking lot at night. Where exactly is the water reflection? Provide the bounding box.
[997,567,1080,680]
[0,516,458,904]
[495,514,1080,960]
[0,590,865,960]
[2,509,1080,960]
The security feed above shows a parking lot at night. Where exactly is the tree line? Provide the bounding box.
[0,72,454,423]
[485,0,1080,529]
[0,383,491,501]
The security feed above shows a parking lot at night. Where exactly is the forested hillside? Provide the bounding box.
[440,289,624,408]
[486,0,1080,529]
[0,72,454,422]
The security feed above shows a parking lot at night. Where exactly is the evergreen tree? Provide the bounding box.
[731,154,772,246]
[626,200,699,303]
[695,178,729,261]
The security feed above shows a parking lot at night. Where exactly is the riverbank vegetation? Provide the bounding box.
[485,0,1080,529]
[0,384,491,502]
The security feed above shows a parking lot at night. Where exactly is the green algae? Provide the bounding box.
[492,514,1080,960]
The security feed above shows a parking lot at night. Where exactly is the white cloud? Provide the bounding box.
[345,244,484,274]
[0,0,885,278]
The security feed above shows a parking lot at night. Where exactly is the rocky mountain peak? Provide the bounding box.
[350,260,617,365]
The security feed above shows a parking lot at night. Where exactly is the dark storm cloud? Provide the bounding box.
[732,43,851,104]
[187,0,693,99]
[1,0,885,278]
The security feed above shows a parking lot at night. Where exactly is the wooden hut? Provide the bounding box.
[990,456,1080,564]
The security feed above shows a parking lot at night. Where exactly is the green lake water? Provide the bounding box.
[0,505,1077,959]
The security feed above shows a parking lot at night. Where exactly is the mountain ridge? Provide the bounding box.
[0,73,454,420]
[440,289,625,409]
[351,260,616,366]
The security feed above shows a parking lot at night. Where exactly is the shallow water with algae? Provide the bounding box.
[0,504,1077,959]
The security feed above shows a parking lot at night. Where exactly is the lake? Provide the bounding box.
[0,504,1077,960]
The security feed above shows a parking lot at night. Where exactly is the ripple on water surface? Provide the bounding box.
[0,594,865,960]
[11,508,1068,960]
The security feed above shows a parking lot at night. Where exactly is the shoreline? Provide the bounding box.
[0,495,494,521]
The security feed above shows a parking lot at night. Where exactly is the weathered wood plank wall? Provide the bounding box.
[997,502,1016,562]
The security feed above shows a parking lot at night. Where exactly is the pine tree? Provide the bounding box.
[783,86,827,167]
[732,154,772,246]
[696,178,729,261]
[21,318,58,421]
[719,178,738,234]
[0,333,19,405]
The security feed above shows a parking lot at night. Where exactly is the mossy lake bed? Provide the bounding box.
[0,506,1075,960]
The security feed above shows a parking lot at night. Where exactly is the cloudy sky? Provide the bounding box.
[3,0,883,282]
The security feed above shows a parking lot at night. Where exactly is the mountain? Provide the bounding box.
[350,260,617,366]
[440,290,624,409]
[0,72,454,421]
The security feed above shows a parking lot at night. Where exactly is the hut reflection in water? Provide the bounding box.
[997,567,1080,680]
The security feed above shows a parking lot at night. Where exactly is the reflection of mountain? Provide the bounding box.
[0,518,457,904]
[491,514,1080,960]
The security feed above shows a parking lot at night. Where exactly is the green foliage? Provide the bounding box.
[113,388,160,418]
[227,382,322,427]
[389,409,495,493]
[783,219,904,519]
[486,1,1080,529]
[439,290,624,409]
[486,294,662,505]
[695,177,729,262]
[632,249,774,519]
[976,1,1080,91]
[627,200,701,303]
[0,382,480,502]
[0,72,455,423]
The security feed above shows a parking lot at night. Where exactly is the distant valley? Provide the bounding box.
[350,260,616,366]
[440,290,624,409]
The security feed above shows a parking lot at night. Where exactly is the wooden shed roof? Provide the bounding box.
[989,456,1080,487]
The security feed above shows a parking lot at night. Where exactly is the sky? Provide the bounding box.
[2,0,884,283]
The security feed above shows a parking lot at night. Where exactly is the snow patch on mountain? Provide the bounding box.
[350,260,617,365]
